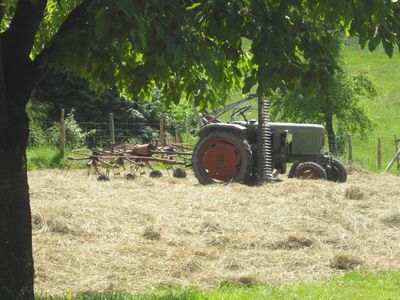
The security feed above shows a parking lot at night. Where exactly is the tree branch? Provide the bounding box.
[2,0,48,62]
[0,1,4,24]
[1,0,92,106]
[33,0,93,71]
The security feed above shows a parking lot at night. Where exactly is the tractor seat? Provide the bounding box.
[201,115,223,125]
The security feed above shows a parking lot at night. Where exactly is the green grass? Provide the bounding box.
[339,39,400,173]
[35,271,400,300]
[27,146,71,171]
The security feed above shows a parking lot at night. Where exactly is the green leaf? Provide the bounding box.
[95,8,111,40]
[359,36,367,49]
[368,35,381,52]
[243,76,256,94]
[186,2,202,10]
[173,45,185,65]
[382,39,393,58]
[115,0,147,47]
[199,46,222,82]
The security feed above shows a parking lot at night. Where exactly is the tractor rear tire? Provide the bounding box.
[326,158,347,182]
[293,162,327,180]
[192,130,253,184]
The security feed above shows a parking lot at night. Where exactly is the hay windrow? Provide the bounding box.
[344,186,365,200]
[330,253,363,270]
[381,213,400,228]
[142,226,162,241]
[270,236,314,250]
[30,169,400,295]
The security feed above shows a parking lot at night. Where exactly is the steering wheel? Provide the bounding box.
[231,105,252,121]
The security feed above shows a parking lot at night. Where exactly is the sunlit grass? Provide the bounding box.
[35,271,400,300]
[27,146,67,171]
[342,40,400,173]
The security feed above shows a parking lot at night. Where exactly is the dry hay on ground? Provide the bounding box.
[29,168,400,295]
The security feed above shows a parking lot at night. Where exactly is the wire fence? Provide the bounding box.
[37,112,400,174]
[337,133,400,174]
[40,118,196,150]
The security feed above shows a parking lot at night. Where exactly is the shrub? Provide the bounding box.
[48,110,95,149]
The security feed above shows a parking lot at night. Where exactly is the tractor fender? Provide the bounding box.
[195,123,247,139]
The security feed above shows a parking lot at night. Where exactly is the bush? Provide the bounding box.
[48,110,94,149]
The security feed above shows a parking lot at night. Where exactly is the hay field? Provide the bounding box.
[30,167,400,295]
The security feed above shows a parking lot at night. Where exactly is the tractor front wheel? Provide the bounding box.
[192,130,253,184]
[325,158,347,182]
[293,162,327,180]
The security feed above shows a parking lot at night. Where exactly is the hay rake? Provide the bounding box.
[66,143,193,180]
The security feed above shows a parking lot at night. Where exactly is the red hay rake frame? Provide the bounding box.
[66,143,193,179]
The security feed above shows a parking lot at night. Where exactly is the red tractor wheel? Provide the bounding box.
[293,162,327,180]
[192,130,253,184]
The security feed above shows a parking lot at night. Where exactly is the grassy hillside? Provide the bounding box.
[342,39,400,173]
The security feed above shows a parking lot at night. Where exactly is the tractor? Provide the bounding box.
[191,99,347,185]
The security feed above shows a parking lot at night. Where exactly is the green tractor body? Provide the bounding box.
[192,113,347,184]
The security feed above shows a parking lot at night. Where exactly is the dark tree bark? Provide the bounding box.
[0,1,92,297]
[0,36,34,300]
[325,113,336,155]
[0,1,47,298]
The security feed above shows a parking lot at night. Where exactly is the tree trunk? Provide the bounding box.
[0,1,90,297]
[0,111,33,300]
[325,114,336,155]
[0,39,34,300]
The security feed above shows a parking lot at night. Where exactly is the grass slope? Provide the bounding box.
[342,39,400,173]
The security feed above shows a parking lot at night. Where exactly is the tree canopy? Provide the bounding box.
[1,0,399,108]
[1,1,400,299]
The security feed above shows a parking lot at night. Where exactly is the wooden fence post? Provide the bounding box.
[60,109,65,157]
[348,134,353,163]
[377,136,382,169]
[395,134,400,170]
[175,128,181,144]
[160,119,165,146]
[109,113,115,151]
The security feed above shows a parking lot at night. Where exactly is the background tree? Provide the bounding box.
[270,33,377,155]
[271,71,376,154]
[1,1,400,298]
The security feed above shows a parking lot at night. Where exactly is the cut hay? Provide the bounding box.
[330,253,363,270]
[344,186,364,200]
[142,226,162,241]
[29,169,400,295]
[269,235,314,250]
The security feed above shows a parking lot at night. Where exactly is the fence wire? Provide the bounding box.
[36,118,400,174]
[338,134,400,174]
[39,120,196,149]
